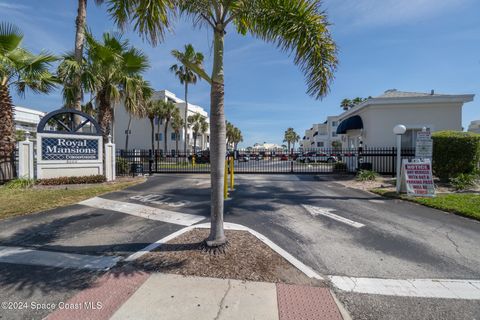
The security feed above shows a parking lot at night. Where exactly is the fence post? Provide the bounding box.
[18,136,34,180]
[149,149,153,175]
[290,160,294,173]
[104,135,116,182]
[391,147,396,177]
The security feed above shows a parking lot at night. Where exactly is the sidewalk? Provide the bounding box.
[46,270,347,320]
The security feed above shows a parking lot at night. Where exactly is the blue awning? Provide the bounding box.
[336,115,363,134]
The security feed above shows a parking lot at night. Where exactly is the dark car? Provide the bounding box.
[188,152,210,164]
[280,154,289,161]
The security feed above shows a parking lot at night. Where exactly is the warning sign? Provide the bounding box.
[415,130,433,159]
[402,159,435,197]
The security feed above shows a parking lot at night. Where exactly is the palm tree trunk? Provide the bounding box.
[149,118,155,153]
[73,0,87,126]
[175,133,179,163]
[156,118,160,154]
[125,115,132,150]
[0,85,16,182]
[207,27,227,247]
[193,134,197,152]
[97,93,112,144]
[164,119,169,157]
[184,82,188,153]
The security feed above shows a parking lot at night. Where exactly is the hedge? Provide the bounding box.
[37,175,106,186]
[432,131,480,180]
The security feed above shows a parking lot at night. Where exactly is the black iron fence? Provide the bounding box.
[115,148,416,176]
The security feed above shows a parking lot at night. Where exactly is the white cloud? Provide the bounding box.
[325,0,473,29]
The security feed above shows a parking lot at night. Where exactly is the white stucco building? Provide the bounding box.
[468,120,480,134]
[113,89,210,153]
[299,116,342,150]
[14,106,46,134]
[336,89,474,148]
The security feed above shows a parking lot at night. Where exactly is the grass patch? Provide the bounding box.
[0,178,145,220]
[372,189,480,221]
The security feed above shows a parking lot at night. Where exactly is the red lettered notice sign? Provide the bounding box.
[402,159,435,197]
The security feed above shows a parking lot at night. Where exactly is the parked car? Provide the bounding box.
[280,154,289,161]
[297,152,338,163]
[188,152,210,164]
[238,154,250,162]
[251,154,263,161]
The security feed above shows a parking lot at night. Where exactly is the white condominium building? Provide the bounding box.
[468,120,480,134]
[299,115,342,150]
[114,89,210,153]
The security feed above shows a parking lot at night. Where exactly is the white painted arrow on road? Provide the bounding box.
[302,204,365,229]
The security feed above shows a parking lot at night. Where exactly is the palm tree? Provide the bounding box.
[340,98,352,111]
[124,77,153,150]
[352,97,365,106]
[232,127,243,150]
[0,23,57,180]
[144,99,162,154]
[170,44,204,153]
[62,31,150,143]
[106,0,337,247]
[188,113,209,152]
[225,121,235,150]
[170,108,183,158]
[283,128,295,153]
[158,100,177,156]
[292,133,300,151]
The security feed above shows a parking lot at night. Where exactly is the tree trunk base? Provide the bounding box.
[201,239,229,255]
[0,157,15,183]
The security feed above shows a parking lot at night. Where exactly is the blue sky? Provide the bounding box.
[1,0,479,147]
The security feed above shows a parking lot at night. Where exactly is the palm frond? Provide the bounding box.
[0,22,23,55]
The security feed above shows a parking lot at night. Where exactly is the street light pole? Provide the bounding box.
[393,125,406,194]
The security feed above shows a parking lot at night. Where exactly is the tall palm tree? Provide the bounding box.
[352,97,365,106]
[170,44,204,153]
[0,23,57,180]
[232,127,243,151]
[283,128,299,153]
[158,100,177,156]
[124,77,153,150]
[144,99,162,154]
[83,32,149,142]
[188,113,209,152]
[72,0,104,118]
[170,108,183,157]
[106,0,337,247]
[340,98,352,111]
[292,133,300,151]
[225,121,235,150]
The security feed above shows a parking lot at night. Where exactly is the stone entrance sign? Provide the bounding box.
[36,109,103,179]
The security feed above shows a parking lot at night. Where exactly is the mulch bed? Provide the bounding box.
[134,229,324,286]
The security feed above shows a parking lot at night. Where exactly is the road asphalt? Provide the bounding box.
[0,173,479,319]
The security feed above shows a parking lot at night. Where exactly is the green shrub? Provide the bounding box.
[432,131,480,180]
[4,178,35,189]
[356,170,378,181]
[116,157,130,174]
[333,162,347,172]
[37,175,106,186]
[449,173,478,191]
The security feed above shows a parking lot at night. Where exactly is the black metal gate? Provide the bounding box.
[116,148,415,176]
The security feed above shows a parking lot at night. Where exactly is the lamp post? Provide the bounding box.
[393,125,406,194]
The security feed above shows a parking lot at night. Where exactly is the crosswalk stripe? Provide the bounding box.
[79,197,205,226]
[330,276,480,299]
[0,246,120,270]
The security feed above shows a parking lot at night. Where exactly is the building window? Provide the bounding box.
[317,142,324,147]
[155,133,163,141]
[171,132,176,140]
[331,121,338,127]
[332,132,337,137]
